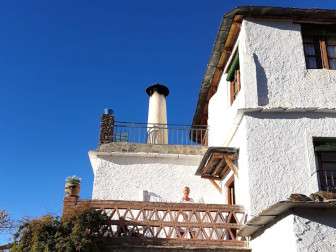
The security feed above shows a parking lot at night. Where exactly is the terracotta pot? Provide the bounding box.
[65,183,80,197]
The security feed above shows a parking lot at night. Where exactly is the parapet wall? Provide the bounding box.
[89,143,224,204]
[98,142,208,155]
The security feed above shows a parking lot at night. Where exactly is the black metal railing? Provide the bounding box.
[108,121,207,145]
[318,169,336,192]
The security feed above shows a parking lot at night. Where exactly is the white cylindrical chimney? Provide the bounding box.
[146,84,169,144]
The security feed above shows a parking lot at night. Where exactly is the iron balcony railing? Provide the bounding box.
[318,169,336,192]
[108,121,207,145]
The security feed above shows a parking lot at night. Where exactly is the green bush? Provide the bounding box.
[65,176,81,186]
[11,215,59,252]
[11,208,109,252]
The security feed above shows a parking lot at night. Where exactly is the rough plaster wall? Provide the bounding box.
[89,152,224,204]
[241,19,336,109]
[207,57,250,209]
[208,80,250,208]
[206,18,336,250]
[208,17,336,215]
[208,72,231,147]
[227,118,251,214]
[294,209,336,252]
[208,35,245,148]
[208,80,244,148]
[251,215,297,252]
[252,210,336,252]
[245,112,336,215]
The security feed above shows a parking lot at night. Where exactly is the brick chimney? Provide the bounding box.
[99,108,114,144]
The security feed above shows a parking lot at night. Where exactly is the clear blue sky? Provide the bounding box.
[1,0,336,243]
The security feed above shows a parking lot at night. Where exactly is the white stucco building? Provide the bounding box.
[90,84,224,204]
[87,6,336,252]
[191,6,336,252]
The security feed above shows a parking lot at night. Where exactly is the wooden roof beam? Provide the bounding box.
[224,154,239,177]
[212,158,227,177]
[208,179,222,193]
[202,155,217,175]
[197,16,242,127]
[219,164,231,179]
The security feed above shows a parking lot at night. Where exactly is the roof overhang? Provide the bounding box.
[239,200,336,239]
[191,6,336,135]
[195,147,239,180]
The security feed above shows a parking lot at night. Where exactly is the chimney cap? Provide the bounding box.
[146,83,169,97]
[103,108,114,115]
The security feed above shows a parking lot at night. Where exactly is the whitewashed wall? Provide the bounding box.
[228,118,251,213]
[239,20,336,216]
[241,18,336,109]
[208,17,336,211]
[208,18,336,149]
[294,208,336,251]
[251,215,297,252]
[89,151,224,204]
[251,210,336,252]
[207,33,251,210]
[207,72,231,147]
[207,74,245,147]
[205,16,336,251]
[245,112,336,215]
[207,38,246,148]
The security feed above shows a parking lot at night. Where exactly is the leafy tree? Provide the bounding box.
[11,208,109,252]
[11,215,59,252]
[0,210,13,232]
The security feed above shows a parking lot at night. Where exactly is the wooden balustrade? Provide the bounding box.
[63,198,247,247]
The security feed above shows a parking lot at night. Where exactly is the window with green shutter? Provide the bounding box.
[226,52,240,104]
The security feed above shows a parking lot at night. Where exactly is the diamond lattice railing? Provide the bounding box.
[69,200,247,247]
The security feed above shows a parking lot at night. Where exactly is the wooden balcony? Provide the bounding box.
[63,197,248,248]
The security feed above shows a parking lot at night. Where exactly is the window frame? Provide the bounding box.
[302,24,336,70]
[225,175,235,205]
[230,69,241,104]
[314,138,336,192]
[226,51,240,104]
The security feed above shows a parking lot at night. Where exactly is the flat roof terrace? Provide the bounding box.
[100,121,208,147]
[98,142,208,156]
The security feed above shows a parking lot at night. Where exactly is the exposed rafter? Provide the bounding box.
[195,147,239,180]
